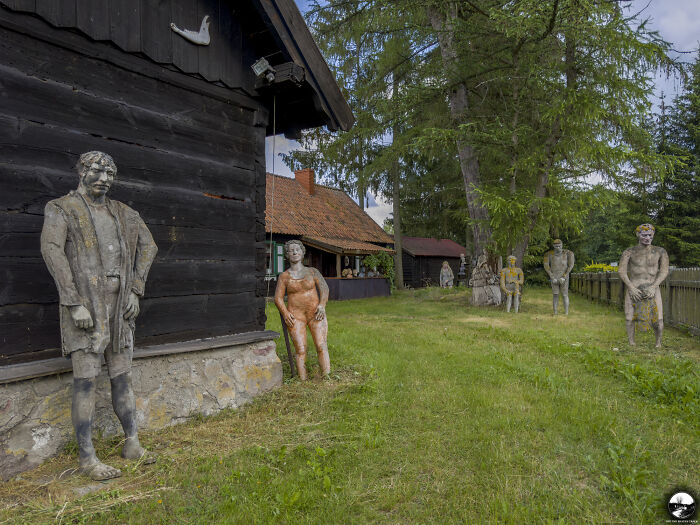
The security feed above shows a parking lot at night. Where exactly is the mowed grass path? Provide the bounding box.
[1,288,698,524]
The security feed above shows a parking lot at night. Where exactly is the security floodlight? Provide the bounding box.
[252,57,276,83]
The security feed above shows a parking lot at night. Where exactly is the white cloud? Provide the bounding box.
[265,135,302,177]
[629,0,700,108]
[364,194,393,227]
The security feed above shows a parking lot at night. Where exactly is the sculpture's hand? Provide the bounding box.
[550,277,557,285]
[628,286,643,302]
[123,292,140,320]
[314,305,326,321]
[70,305,94,330]
[642,285,657,300]
[284,311,295,328]
[559,277,566,286]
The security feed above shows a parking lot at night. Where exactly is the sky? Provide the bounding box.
[265,0,700,228]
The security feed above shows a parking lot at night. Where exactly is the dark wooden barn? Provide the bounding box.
[401,236,466,288]
[0,0,352,371]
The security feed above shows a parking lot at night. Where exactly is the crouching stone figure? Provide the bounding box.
[40,151,158,480]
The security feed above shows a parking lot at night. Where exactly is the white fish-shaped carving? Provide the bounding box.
[170,15,211,46]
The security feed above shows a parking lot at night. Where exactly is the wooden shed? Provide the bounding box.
[401,236,466,288]
[0,0,352,478]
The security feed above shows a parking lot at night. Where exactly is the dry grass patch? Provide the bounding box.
[457,316,508,328]
[0,368,363,524]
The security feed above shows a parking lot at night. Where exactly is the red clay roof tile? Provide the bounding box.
[266,173,394,245]
[402,236,466,258]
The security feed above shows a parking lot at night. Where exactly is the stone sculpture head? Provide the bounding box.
[77,151,117,199]
[635,223,655,246]
[552,239,563,255]
[442,261,449,269]
[284,239,305,264]
[507,255,517,268]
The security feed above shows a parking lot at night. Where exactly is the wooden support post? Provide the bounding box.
[336,253,341,277]
[667,268,673,324]
[278,311,296,377]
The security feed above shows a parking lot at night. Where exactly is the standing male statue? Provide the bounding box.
[499,255,524,313]
[618,224,669,347]
[40,151,158,480]
[543,239,575,314]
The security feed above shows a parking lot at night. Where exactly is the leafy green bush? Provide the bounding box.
[582,262,618,273]
[362,252,395,288]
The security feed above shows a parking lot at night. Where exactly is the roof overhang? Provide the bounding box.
[302,236,395,256]
[251,0,354,135]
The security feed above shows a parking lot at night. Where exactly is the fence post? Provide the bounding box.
[666,268,673,326]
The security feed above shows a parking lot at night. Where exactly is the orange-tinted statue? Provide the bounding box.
[274,240,330,380]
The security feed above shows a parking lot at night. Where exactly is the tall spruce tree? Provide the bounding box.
[654,53,700,266]
[287,0,677,270]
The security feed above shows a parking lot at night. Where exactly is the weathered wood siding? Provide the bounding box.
[402,254,460,288]
[0,10,269,365]
[0,0,255,92]
[570,269,700,336]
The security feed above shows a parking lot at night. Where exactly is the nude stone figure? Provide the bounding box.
[499,255,524,313]
[274,240,331,380]
[618,224,669,347]
[543,239,575,314]
[40,151,157,480]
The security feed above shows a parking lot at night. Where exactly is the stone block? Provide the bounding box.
[0,338,281,480]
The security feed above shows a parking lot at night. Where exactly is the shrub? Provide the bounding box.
[582,262,618,273]
[362,252,395,288]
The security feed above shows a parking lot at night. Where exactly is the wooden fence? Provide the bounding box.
[570,268,700,336]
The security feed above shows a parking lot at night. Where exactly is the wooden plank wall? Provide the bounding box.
[570,269,700,336]
[0,0,253,91]
[401,252,417,288]
[0,16,268,365]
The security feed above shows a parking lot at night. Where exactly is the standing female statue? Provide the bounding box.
[439,261,454,288]
[274,240,331,380]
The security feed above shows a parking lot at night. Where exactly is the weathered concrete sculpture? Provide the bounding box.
[543,239,575,314]
[40,151,158,480]
[274,240,331,380]
[470,249,501,306]
[457,253,467,286]
[618,224,669,347]
[499,256,524,313]
[439,261,454,288]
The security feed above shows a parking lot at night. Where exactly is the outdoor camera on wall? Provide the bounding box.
[252,57,276,83]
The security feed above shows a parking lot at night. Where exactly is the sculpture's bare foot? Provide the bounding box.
[122,438,157,464]
[80,460,122,481]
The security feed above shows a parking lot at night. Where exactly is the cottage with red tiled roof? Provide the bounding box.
[265,169,394,299]
[402,237,467,288]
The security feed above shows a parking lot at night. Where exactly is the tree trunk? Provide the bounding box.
[513,35,575,263]
[392,159,404,289]
[391,77,404,288]
[428,5,492,256]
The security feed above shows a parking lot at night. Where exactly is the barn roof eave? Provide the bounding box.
[251,0,354,132]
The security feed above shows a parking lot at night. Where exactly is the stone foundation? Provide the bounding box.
[0,338,282,480]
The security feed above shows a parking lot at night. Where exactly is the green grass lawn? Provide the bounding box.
[2,287,698,524]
